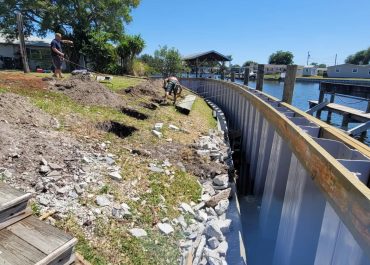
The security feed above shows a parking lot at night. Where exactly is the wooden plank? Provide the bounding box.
[305,100,329,115]
[0,229,46,265]
[35,238,77,265]
[8,216,73,254]
[0,183,25,206]
[308,100,370,121]
[0,199,30,224]
[0,209,32,231]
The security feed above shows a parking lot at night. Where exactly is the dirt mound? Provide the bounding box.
[50,75,125,107]
[120,79,164,98]
[0,93,56,127]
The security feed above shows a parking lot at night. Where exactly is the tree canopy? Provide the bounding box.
[268,50,294,65]
[243,60,257,67]
[152,46,183,77]
[117,34,145,74]
[345,48,370,65]
[0,0,140,71]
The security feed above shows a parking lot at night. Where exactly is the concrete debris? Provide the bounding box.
[169,124,180,131]
[129,228,147,238]
[206,188,231,208]
[109,171,122,181]
[204,221,224,242]
[213,174,229,187]
[157,223,174,235]
[180,202,195,216]
[96,195,111,207]
[215,200,229,216]
[208,237,220,249]
[152,130,163,138]
[154,123,164,131]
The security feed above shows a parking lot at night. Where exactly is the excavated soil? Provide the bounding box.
[50,75,125,108]
[0,93,56,127]
[0,92,85,188]
[119,79,165,100]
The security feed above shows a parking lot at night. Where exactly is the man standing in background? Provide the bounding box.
[50,33,73,78]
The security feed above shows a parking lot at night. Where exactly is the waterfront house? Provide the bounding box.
[0,35,53,71]
[303,65,318,76]
[263,64,287,74]
[327,64,370,79]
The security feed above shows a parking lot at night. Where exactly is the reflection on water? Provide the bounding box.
[235,80,369,144]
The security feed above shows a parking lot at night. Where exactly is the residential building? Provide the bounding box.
[303,66,318,76]
[327,64,370,79]
[0,35,54,71]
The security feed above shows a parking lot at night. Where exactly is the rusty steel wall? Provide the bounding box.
[180,78,370,265]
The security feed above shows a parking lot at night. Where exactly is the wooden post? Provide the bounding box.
[244,67,249,86]
[16,13,30,73]
[366,97,370,113]
[327,93,335,122]
[342,114,350,129]
[256,64,264,91]
[316,87,325,119]
[282,65,297,104]
[231,71,235,82]
[195,58,199,78]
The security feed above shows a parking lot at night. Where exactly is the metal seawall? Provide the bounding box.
[180,78,370,265]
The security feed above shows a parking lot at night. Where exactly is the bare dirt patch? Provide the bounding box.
[96,121,138,138]
[50,75,125,107]
[0,93,56,127]
[0,72,47,90]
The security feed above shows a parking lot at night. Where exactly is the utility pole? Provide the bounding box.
[306,51,310,66]
[335,54,337,66]
[16,12,30,73]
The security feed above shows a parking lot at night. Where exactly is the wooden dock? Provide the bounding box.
[308,100,370,124]
[0,182,77,265]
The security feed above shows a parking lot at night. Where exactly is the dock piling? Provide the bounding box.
[244,67,249,86]
[282,65,298,104]
[256,64,264,91]
[327,94,336,122]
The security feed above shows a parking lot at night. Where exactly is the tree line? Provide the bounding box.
[0,0,184,76]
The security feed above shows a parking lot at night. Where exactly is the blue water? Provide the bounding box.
[235,80,369,144]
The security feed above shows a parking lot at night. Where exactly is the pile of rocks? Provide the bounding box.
[0,140,128,232]
[174,130,233,265]
[194,130,231,165]
[176,174,232,265]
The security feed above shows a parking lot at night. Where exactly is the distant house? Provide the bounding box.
[263,64,287,74]
[0,35,53,71]
[296,65,305,77]
[327,64,370,79]
[303,66,318,76]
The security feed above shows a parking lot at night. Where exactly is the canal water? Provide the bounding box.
[235,80,369,144]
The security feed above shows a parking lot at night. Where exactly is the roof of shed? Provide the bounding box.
[183,50,231,63]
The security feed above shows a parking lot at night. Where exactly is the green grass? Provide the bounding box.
[108,76,145,92]
[264,73,281,80]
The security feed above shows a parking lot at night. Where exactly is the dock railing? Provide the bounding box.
[180,77,370,265]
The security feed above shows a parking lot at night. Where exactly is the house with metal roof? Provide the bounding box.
[327,64,370,79]
[183,50,231,78]
[0,35,53,70]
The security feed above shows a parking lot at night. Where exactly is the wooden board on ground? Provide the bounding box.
[0,183,31,224]
[0,216,77,265]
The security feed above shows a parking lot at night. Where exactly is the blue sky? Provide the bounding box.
[126,0,370,66]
